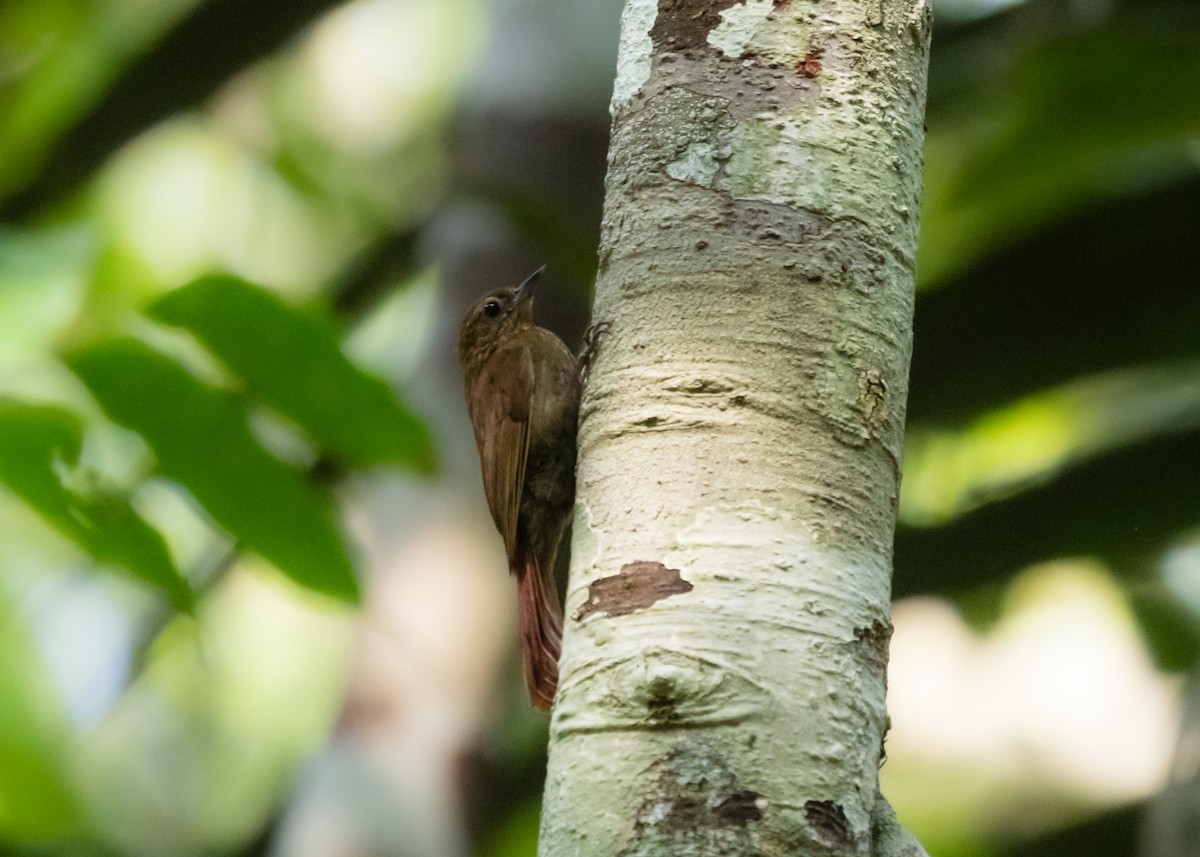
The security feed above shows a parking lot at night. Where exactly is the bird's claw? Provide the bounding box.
[578,320,612,381]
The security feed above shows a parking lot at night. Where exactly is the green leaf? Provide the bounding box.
[148,274,435,473]
[0,401,192,611]
[0,591,86,841]
[75,488,195,612]
[0,401,81,518]
[64,338,360,603]
[920,29,1200,286]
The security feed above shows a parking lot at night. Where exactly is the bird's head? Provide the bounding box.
[458,266,542,368]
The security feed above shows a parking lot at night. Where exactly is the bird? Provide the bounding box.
[458,266,581,710]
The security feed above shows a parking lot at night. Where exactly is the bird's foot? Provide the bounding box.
[578,320,612,381]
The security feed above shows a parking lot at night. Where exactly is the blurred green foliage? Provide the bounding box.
[65,335,363,603]
[0,265,438,609]
[149,275,435,472]
[0,0,472,849]
[0,401,191,610]
[0,593,87,842]
[920,26,1200,285]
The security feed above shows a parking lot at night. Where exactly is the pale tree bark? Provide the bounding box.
[540,0,932,854]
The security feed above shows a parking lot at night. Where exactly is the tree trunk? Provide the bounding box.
[541,0,932,854]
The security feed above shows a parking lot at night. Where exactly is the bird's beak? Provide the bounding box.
[515,265,545,306]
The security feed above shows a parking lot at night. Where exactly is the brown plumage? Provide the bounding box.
[458,267,579,710]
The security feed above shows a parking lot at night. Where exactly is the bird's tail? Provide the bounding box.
[516,554,563,711]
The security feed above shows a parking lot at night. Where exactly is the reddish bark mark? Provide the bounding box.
[796,38,824,77]
[574,560,694,620]
[796,52,822,76]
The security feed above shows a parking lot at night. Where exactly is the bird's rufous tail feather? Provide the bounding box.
[516,556,562,711]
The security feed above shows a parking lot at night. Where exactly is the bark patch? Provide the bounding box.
[854,617,893,669]
[575,561,694,620]
[804,800,853,847]
[855,368,889,431]
[620,744,763,855]
[646,675,682,725]
[665,375,734,394]
[716,789,764,824]
[649,0,739,53]
[726,199,828,245]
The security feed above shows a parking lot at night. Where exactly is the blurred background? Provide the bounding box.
[0,0,1197,855]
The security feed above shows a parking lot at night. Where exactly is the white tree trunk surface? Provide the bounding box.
[541,1,932,854]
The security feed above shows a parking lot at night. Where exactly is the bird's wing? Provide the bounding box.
[474,344,534,565]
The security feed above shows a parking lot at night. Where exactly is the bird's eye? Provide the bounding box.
[482,300,502,318]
